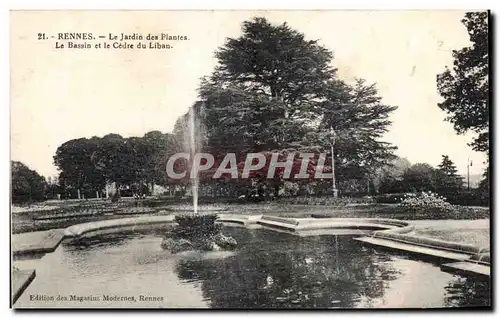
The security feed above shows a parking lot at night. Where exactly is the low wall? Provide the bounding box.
[260,215,299,225]
[64,216,175,237]
[255,215,488,264]
[259,216,414,234]
[470,252,490,264]
[372,231,489,255]
[16,214,487,267]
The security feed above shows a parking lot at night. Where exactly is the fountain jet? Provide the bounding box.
[188,105,199,214]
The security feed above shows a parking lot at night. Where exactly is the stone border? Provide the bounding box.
[15,214,487,260]
[14,214,489,262]
[12,229,66,257]
[249,215,490,268]
[12,269,36,305]
[64,216,176,237]
[257,215,414,233]
[260,215,300,225]
[371,231,489,256]
[11,213,489,304]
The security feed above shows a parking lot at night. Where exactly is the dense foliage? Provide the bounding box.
[172,214,222,240]
[172,17,398,197]
[399,192,454,213]
[398,191,488,219]
[12,161,47,204]
[44,14,489,206]
[437,12,489,152]
[54,131,172,199]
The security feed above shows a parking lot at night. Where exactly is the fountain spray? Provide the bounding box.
[188,106,199,214]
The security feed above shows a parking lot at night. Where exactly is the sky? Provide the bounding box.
[10,10,488,178]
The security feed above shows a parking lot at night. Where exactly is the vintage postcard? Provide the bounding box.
[10,10,490,309]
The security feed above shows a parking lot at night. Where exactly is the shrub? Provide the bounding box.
[453,205,489,219]
[282,182,300,196]
[443,190,489,207]
[399,191,454,215]
[172,214,221,240]
[375,193,408,204]
[279,196,374,206]
[12,161,47,204]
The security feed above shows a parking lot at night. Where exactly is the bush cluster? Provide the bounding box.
[172,214,222,240]
[282,196,374,206]
[399,191,454,213]
[444,190,489,207]
[374,193,408,204]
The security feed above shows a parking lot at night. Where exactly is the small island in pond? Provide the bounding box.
[161,214,237,253]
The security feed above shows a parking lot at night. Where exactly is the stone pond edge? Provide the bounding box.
[13,214,490,261]
[11,214,490,304]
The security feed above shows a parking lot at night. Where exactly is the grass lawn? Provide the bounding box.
[413,228,490,249]
[259,203,489,220]
[11,200,490,236]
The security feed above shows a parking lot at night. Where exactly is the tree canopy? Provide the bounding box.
[53,131,172,197]
[190,17,398,195]
[435,155,464,192]
[437,11,489,152]
[12,161,47,204]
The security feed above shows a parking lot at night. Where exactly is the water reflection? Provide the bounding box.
[63,232,140,250]
[14,227,491,309]
[444,276,491,307]
[175,228,403,308]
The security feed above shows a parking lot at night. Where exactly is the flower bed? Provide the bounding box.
[282,196,374,206]
[397,192,489,219]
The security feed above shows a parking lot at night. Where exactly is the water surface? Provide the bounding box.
[15,227,490,308]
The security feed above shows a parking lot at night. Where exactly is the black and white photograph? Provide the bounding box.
[9,10,491,309]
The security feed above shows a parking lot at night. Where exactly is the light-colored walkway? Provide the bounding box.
[64,215,175,237]
[12,269,36,304]
[411,219,490,248]
[354,236,472,262]
[12,229,65,255]
[12,216,177,256]
[411,219,489,230]
[441,262,490,277]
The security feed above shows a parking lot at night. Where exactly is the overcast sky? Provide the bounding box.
[10,10,488,178]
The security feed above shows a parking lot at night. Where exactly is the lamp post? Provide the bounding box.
[467,158,472,191]
[329,126,338,198]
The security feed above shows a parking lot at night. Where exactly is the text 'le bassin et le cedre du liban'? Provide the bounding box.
[49,32,188,49]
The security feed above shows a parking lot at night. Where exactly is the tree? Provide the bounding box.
[437,11,489,152]
[320,79,398,182]
[194,17,398,196]
[11,161,47,204]
[374,157,412,193]
[436,155,464,193]
[142,131,172,192]
[478,165,489,191]
[199,17,335,153]
[45,175,62,200]
[90,134,131,199]
[401,163,436,192]
[54,131,174,199]
[211,17,334,110]
[54,137,105,198]
[477,164,489,203]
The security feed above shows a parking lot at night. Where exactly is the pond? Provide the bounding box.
[14,226,490,308]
